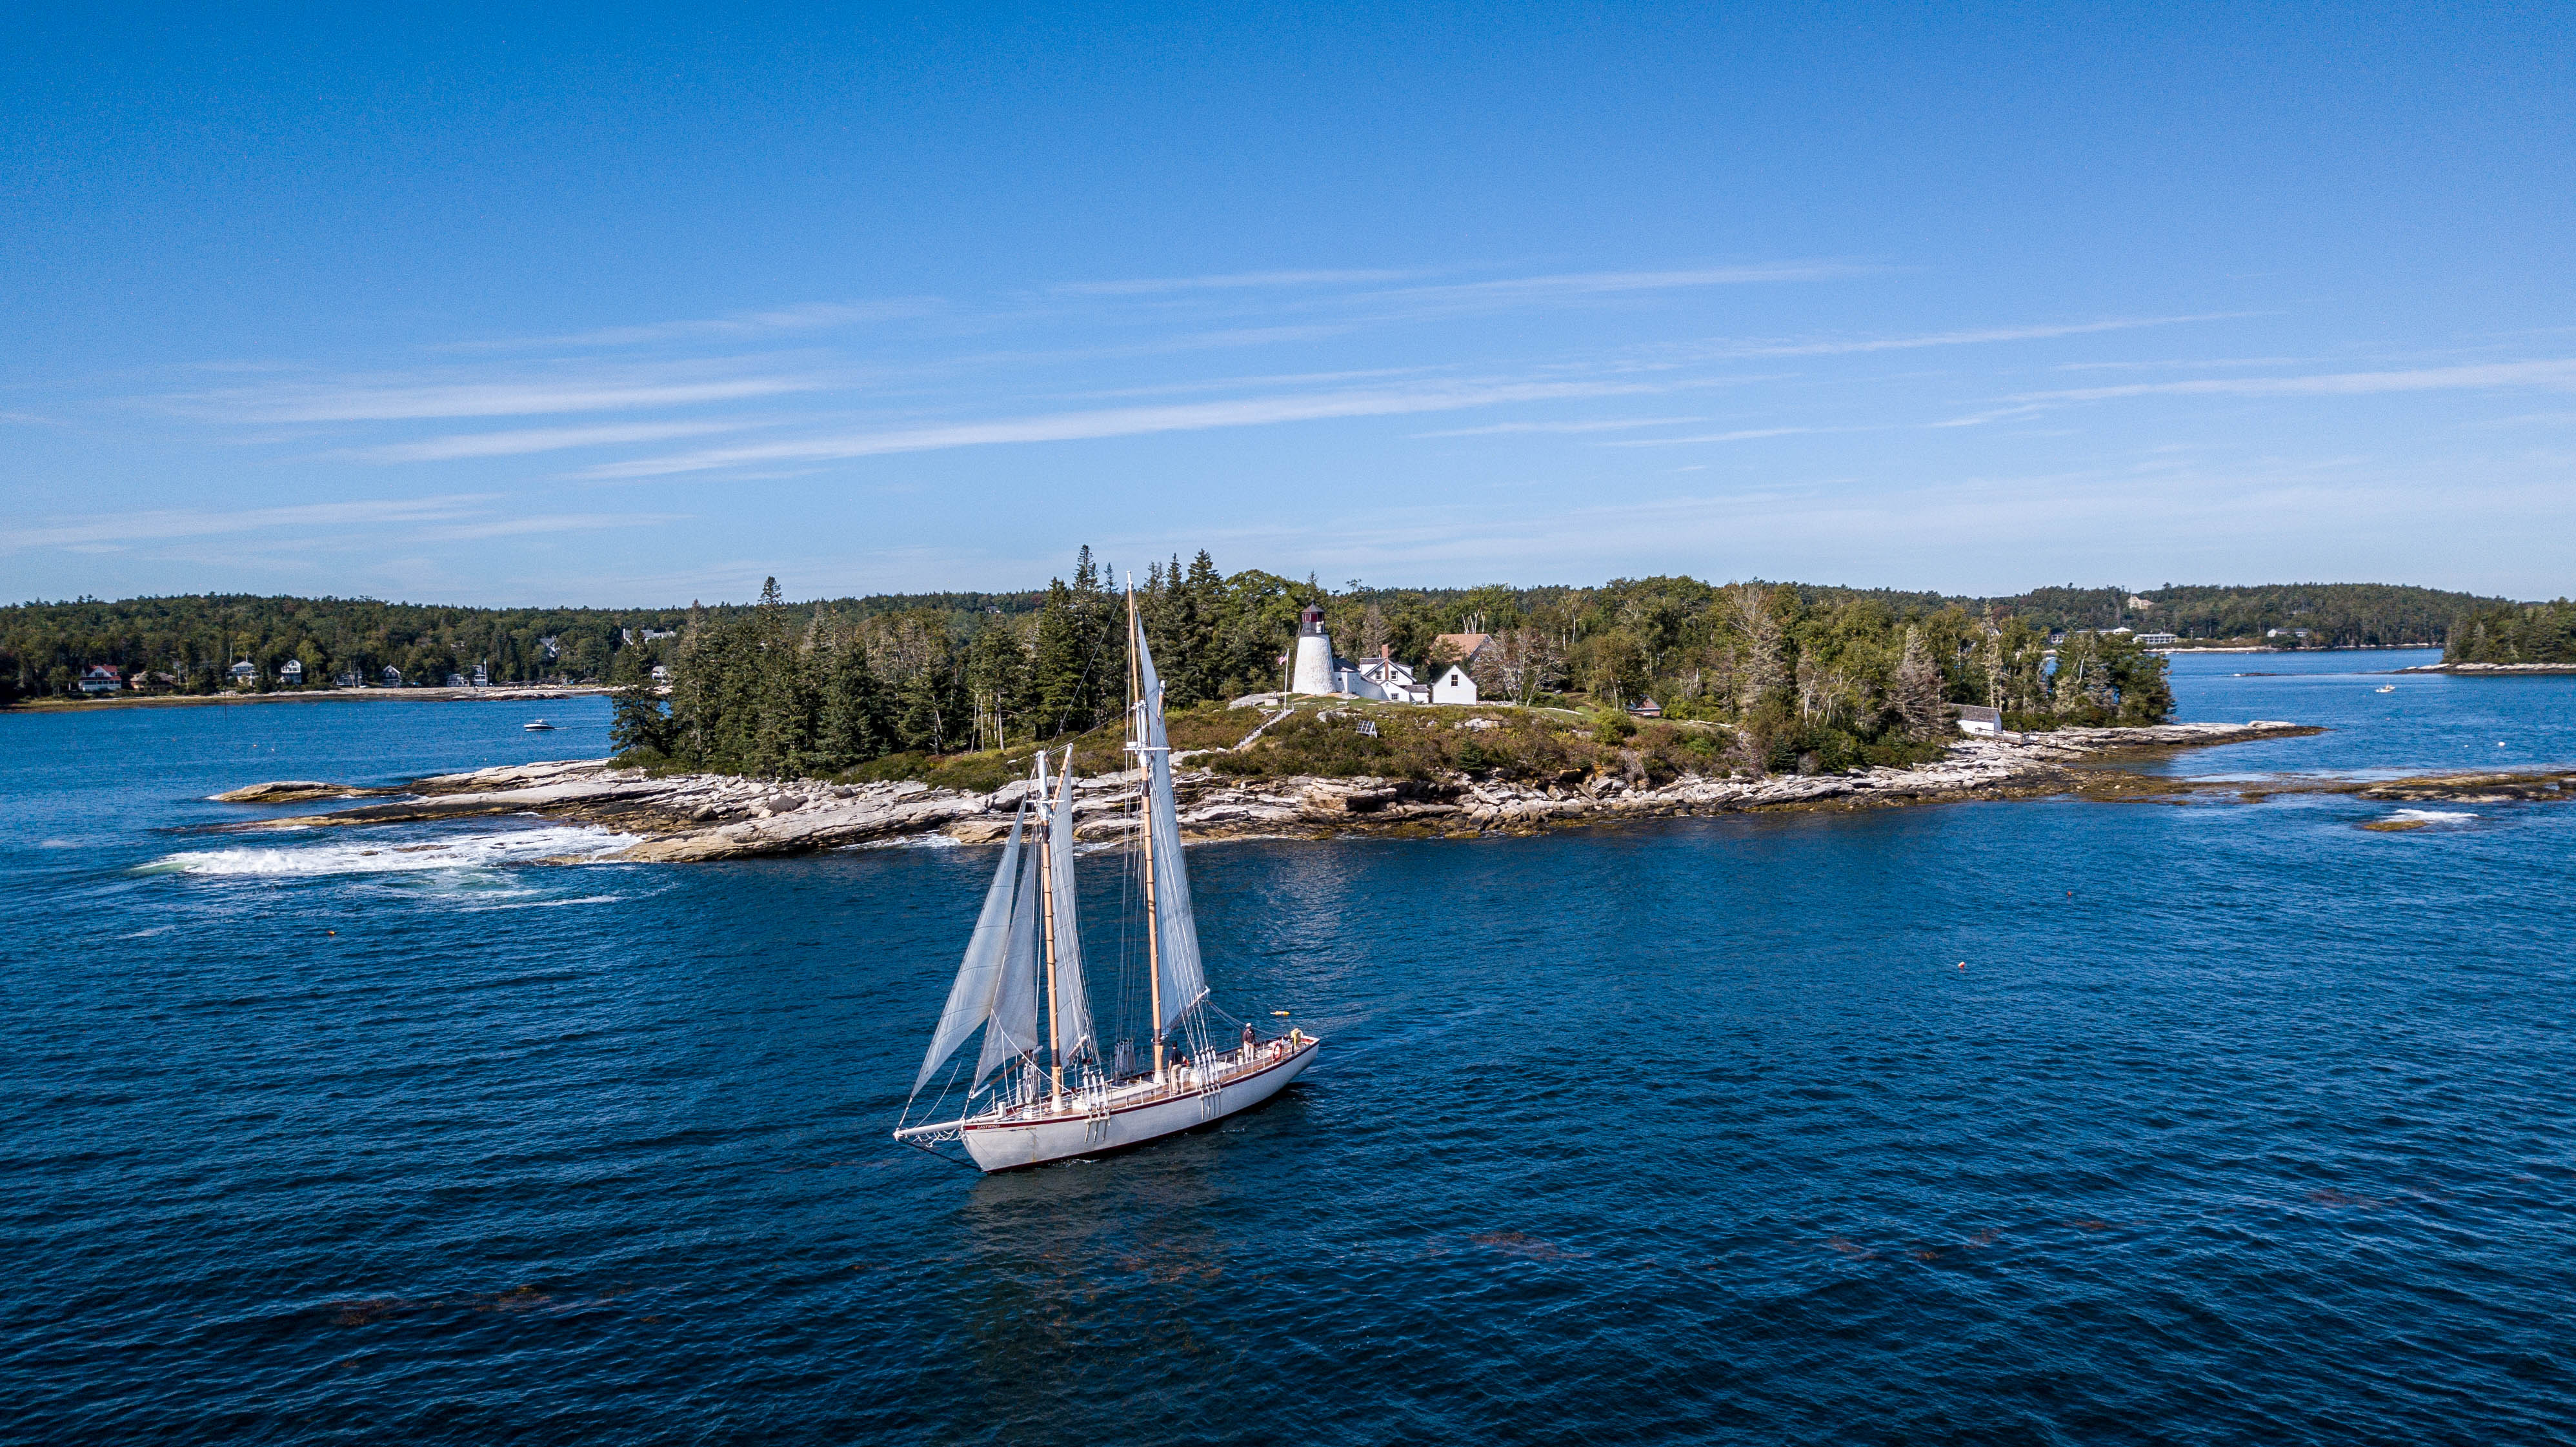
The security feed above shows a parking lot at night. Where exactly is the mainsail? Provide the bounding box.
[909,805,1028,1098]
[1132,613,1210,1032]
[1040,751,1097,1066]
[972,837,1043,1090]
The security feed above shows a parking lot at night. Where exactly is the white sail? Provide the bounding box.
[910,805,1027,1097]
[972,837,1044,1090]
[1132,619,1210,1031]
[1043,751,1097,1067]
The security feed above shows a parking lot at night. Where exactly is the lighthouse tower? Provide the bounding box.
[1290,603,1336,694]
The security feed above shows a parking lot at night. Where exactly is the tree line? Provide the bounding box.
[613,550,1320,774]
[1999,582,2504,646]
[0,594,688,702]
[612,558,2179,781]
[2444,600,2576,665]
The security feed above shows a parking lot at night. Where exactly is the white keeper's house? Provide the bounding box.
[1285,608,1485,705]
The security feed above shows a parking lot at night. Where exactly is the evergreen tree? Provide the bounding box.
[1177,549,1223,704]
[1029,578,1089,738]
[818,628,891,768]
[609,671,672,757]
[964,614,1029,748]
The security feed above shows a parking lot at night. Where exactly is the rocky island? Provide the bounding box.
[210,718,2348,863]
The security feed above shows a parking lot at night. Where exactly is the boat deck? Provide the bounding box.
[982,1036,1313,1128]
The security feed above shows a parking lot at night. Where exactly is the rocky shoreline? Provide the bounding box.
[15,683,615,712]
[2395,662,2576,675]
[210,720,2336,863]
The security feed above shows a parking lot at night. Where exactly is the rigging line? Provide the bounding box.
[897,1135,981,1171]
[1114,760,1138,1057]
[1041,585,1132,743]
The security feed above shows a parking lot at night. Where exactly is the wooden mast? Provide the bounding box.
[1129,583,1165,1084]
[1036,755,1063,1111]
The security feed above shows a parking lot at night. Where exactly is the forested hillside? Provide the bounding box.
[1998,583,2501,646]
[613,552,2174,784]
[0,594,687,702]
[7,574,2519,727]
[2445,600,2576,663]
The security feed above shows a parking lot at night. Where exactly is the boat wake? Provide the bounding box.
[138,824,637,877]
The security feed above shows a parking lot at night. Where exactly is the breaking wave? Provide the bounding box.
[138,825,638,877]
[2386,809,2477,827]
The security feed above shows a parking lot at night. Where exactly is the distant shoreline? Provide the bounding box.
[2393,662,2576,676]
[6,685,616,713]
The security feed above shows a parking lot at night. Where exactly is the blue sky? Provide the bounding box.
[4,4,2571,605]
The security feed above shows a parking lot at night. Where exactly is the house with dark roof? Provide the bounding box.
[278,658,304,685]
[1954,703,2003,737]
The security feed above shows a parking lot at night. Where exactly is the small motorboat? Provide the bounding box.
[523,719,557,731]
[2375,685,2396,694]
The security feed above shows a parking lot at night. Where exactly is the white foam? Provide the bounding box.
[2386,809,2476,827]
[458,893,627,911]
[140,825,638,877]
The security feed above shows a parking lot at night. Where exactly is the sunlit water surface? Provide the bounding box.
[5,660,2573,1444]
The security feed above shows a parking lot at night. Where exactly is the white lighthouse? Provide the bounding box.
[1289,603,1336,694]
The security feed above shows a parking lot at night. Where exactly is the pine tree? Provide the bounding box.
[609,670,671,757]
[965,615,1028,749]
[1029,578,1087,738]
[1178,549,1222,704]
[819,629,891,768]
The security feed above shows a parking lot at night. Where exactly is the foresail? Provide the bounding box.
[1047,756,1098,1063]
[911,805,1025,1098]
[972,838,1043,1090]
[1133,626,1211,1031]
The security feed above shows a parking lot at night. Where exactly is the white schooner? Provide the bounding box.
[892,587,1321,1171]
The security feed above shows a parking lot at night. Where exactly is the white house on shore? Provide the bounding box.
[1429,664,1478,704]
[1955,704,2004,736]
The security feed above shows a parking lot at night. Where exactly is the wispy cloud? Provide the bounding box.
[2019,358,2576,402]
[175,365,828,423]
[349,420,763,463]
[1412,416,1706,438]
[1,495,492,551]
[1052,267,1436,296]
[583,375,1734,479]
[1603,426,1831,446]
[1405,263,1869,301]
[1698,314,2242,360]
[448,300,944,350]
[416,512,687,541]
[1931,404,2050,429]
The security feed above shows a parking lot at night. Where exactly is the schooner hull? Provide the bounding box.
[961,1040,1320,1172]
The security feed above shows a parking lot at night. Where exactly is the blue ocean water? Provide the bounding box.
[5,662,2573,1444]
